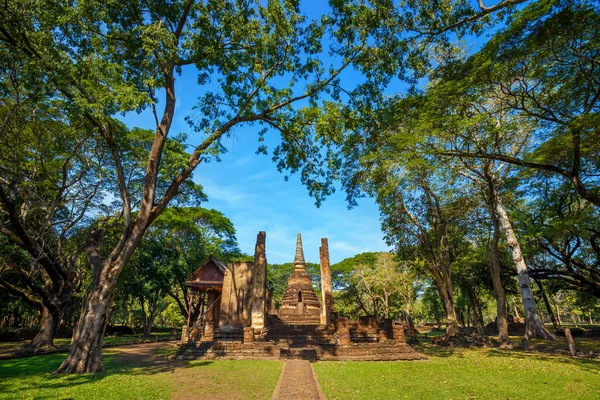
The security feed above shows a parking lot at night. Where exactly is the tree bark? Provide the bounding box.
[495,197,556,340]
[485,178,510,343]
[56,266,117,374]
[56,228,130,373]
[432,274,459,336]
[535,279,558,330]
[25,305,61,350]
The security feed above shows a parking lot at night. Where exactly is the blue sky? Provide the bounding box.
[118,2,400,265]
[120,1,509,265]
[122,63,389,265]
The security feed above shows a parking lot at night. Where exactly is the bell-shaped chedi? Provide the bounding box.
[278,233,321,324]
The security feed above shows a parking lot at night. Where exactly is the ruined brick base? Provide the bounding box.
[178,316,427,362]
[176,341,427,362]
[177,341,427,361]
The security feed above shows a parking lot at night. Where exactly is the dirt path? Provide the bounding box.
[271,360,325,400]
[110,341,181,368]
[106,341,193,377]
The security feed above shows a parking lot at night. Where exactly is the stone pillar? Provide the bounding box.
[320,238,333,325]
[337,317,351,345]
[251,231,267,330]
[202,290,219,340]
[392,323,406,345]
[243,327,255,344]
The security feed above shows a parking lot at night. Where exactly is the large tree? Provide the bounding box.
[438,0,600,206]
[0,0,540,372]
[0,77,105,350]
[0,0,369,373]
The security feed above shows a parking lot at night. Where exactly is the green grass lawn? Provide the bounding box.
[0,349,282,400]
[0,332,178,349]
[314,344,600,400]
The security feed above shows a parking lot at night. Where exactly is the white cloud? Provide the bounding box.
[248,171,270,181]
[202,181,250,206]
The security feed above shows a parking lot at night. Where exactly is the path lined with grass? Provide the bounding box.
[271,359,323,400]
[1,341,599,399]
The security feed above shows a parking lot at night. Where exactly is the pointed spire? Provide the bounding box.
[294,233,306,269]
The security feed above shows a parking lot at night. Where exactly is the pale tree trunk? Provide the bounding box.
[486,179,510,343]
[552,298,562,326]
[495,198,556,340]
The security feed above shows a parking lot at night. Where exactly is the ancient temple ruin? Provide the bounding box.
[278,234,321,324]
[178,231,426,362]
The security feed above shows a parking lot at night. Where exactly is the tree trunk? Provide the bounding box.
[430,266,459,336]
[553,301,562,326]
[143,299,158,336]
[405,308,416,338]
[143,320,152,336]
[56,247,120,374]
[434,309,442,329]
[486,181,510,343]
[469,291,485,334]
[535,279,558,329]
[434,280,459,336]
[25,305,60,350]
[512,298,521,322]
[495,198,556,340]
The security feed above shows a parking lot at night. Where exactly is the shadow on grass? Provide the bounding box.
[412,342,465,358]
[484,347,600,373]
[0,348,213,396]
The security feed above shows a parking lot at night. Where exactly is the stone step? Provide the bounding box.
[176,341,428,361]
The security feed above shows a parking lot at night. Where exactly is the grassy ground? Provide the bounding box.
[0,332,177,349]
[0,346,282,400]
[314,342,600,400]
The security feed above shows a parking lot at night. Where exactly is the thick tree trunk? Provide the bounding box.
[25,305,60,350]
[56,247,121,374]
[435,281,459,336]
[495,198,556,340]
[469,291,485,334]
[486,182,510,343]
[430,266,459,336]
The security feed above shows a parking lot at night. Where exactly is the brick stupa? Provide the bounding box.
[278,233,321,324]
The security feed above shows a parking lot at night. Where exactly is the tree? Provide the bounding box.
[0,82,104,350]
[342,138,473,336]
[0,0,545,372]
[1,0,364,372]
[438,1,600,207]
[522,180,600,298]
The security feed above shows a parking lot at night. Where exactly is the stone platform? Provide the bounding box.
[176,340,428,362]
[178,317,427,362]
